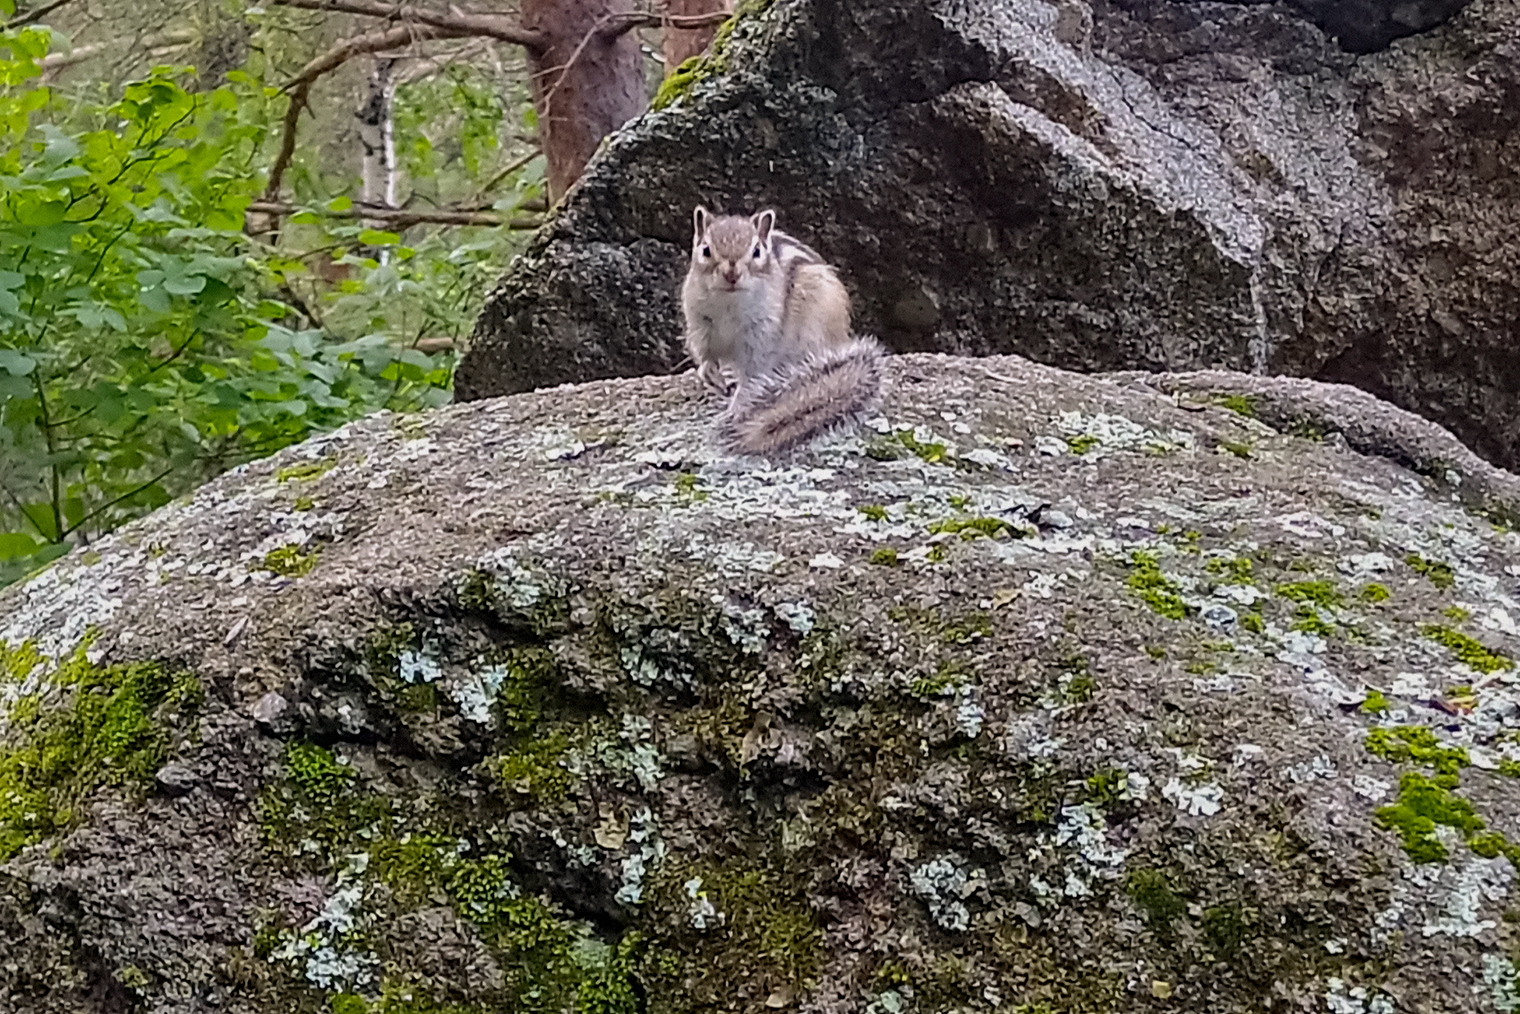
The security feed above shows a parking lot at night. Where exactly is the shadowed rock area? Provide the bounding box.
[458,0,1520,472]
[6,356,1520,1011]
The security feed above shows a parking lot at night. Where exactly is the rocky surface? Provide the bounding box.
[6,356,1520,1012]
[458,0,1520,473]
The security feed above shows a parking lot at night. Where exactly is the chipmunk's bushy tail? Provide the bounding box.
[718,337,885,457]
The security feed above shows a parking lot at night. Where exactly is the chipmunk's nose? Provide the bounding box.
[721,264,740,284]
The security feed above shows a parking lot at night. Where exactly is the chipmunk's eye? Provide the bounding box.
[751,245,762,259]
[700,245,711,258]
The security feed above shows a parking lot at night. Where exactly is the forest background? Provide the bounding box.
[0,0,728,586]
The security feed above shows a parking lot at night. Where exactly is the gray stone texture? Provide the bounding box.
[458,0,1520,471]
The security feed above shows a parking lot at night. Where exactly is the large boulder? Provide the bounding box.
[457,0,1520,473]
[6,356,1520,1012]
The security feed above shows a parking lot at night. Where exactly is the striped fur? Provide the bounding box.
[717,337,885,457]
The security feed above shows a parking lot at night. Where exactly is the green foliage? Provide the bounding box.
[869,546,900,567]
[0,639,200,860]
[0,29,541,587]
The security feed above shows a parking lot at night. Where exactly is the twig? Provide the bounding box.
[476,147,543,197]
[2,0,75,28]
[65,466,176,538]
[603,10,732,36]
[246,199,543,229]
[262,79,311,204]
[282,21,474,89]
[267,0,545,50]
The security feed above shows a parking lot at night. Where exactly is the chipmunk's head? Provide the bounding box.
[692,206,776,291]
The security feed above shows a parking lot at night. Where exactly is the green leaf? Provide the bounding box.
[327,196,353,212]
[357,229,401,247]
[0,533,40,559]
[16,200,66,226]
[0,350,36,376]
[20,503,59,542]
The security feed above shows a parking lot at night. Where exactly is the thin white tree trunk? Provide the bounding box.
[358,56,399,262]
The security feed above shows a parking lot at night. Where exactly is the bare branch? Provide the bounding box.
[3,0,76,29]
[266,0,545,50]
[282,21,474,89]
[39,28,196,71]
[246,200,544,229]
[604,10,732,37]
[262,79,311,204]
[475,146,543,197]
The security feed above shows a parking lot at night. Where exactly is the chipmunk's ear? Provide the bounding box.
[752,209,775,243]
[693,205,710,237]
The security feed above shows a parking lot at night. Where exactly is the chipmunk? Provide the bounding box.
[681,206,884,456]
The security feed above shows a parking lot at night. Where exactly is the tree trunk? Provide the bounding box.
[356,57,399,262]
[521,0,647,202]
[662,0,732,71]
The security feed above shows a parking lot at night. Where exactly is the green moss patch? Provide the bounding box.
[1126,869,1186,930]
[1205,556,1253,583]
[1065,434,1100,455]
[1126,551,1187,620]
[1374,772,1484,864]
[1274,580,1342,609]
[644,861,823,1005]
[1215,395,1257,418]
[1421,624,1514,674]
[928,516,1023,540]
[0,641,200,861]
[651,0,775,109]
[1365,725,1468,774]
[260,543,319,578]
[1405,554,1455,589]
[276,457,336,483]
[493,730,572,805]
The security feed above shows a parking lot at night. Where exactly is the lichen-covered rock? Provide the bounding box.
[458,0,1520,475]
[6,355,1520,1013]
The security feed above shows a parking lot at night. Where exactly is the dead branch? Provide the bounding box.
[475,147,544,198]
[39,28,196,71]
[3,0,76,29]
[266,0,545,50]
[282,21,474,89]
[604,10,732,37]
[246,200,544,229]
[262,80,311,203]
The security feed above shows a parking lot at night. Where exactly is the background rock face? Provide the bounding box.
[7,356,1520,1011]
[458,0,1520,472]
